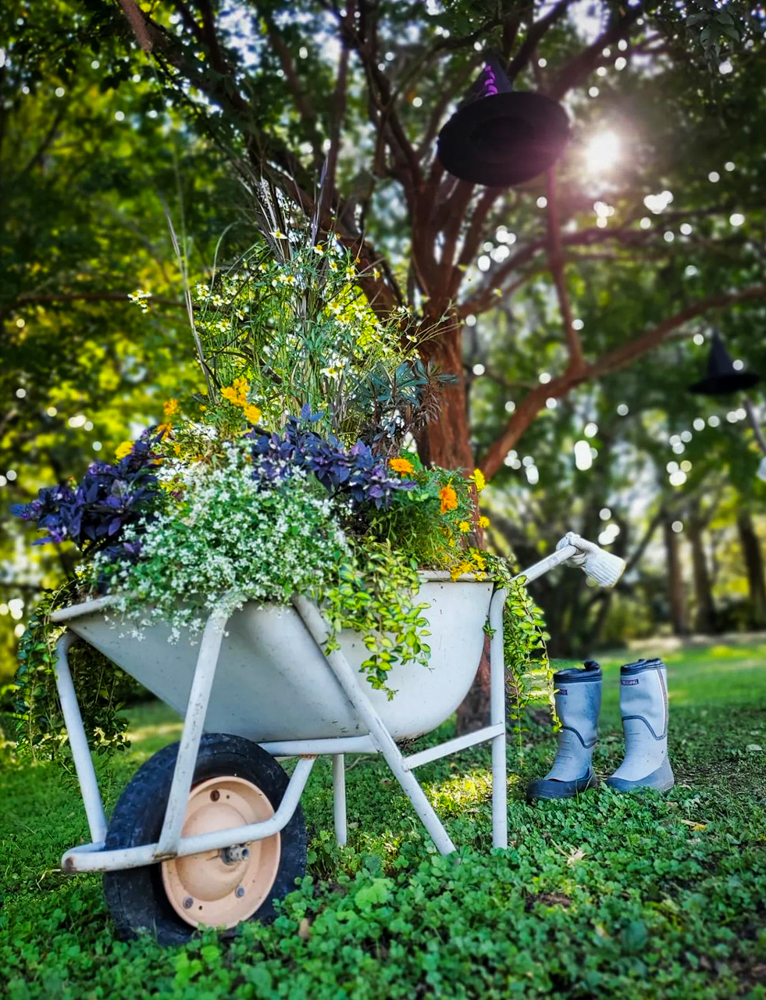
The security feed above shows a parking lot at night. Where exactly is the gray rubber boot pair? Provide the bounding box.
[527,658,674,801]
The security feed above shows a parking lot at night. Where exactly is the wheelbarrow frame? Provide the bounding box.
[52,539,592,874]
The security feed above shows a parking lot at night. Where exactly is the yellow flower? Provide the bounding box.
[163,398,180,420]
[439,485,458,514]
[115,441,134,460]
[389,457,415,475]
[471,468,487,492]
[451,561,474,581]
[478,515,490,529]
[243,404,262,424]
[221,386,239,405]
[172,442,182,456]
[157,422,173,437]
[458,521,470,533]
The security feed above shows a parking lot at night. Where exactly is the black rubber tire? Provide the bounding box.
[103,733,307,946]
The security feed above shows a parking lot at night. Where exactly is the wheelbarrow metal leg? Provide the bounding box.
[55,633,108,845]
[489,588,508,849]
[157,608,229,856]
[332,755,347,847]
[292,596,456,856]
[62,757,316,872]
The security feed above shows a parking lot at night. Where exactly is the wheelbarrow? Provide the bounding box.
[50,533,623,944]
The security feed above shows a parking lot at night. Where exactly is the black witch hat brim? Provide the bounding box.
[437,91,569,187]
[688,371,761,396]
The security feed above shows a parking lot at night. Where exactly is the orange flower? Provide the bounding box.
[439,485,458,514]
[389,457,415,475]
[163,398,180,420]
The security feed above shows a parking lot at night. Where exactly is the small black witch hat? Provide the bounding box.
[688,331,760,396]
[437,52,569,188]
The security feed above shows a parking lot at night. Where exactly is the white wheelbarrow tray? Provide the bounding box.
[57,575,494,745]
[49,533,623,913]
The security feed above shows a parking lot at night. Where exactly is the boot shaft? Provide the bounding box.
[553,658,602,748]
[528,660,602,796]
[618,658,668,739]
[607,657,674,791]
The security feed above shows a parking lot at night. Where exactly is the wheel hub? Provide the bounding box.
[161,775,281,929]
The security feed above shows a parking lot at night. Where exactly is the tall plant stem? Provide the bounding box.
[163,203,215,400]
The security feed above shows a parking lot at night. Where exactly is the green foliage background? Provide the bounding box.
[3,0,766,681]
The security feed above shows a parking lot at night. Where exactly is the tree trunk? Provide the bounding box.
[417,321,474,472]
[736,508,766,628]
[687,507,717,634]
[663,516,688,636]
[417,318,491,733]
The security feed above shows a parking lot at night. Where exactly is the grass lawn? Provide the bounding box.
[2,643,766,999]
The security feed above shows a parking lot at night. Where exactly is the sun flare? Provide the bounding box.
[583,130,621,173]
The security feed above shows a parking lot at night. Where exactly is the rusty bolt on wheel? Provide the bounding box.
[235,887,245,898]
[183,897,194,909]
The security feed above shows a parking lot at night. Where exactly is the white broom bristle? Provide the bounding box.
[583,549,625,588]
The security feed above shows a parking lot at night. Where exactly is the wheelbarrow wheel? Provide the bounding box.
[103,733,307,946]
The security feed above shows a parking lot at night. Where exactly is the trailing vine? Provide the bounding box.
[485,556,553,750]
[13,582,141,759]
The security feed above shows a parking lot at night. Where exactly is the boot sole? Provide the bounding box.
[606,759,675,793]
[606,775,675,793]
[527,773,598,801]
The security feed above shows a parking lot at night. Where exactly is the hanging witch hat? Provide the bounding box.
[688,331,760,396]
[437,52,569,187]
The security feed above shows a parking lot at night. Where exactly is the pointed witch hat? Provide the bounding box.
[437,52,569,188]
[688,331,760,396]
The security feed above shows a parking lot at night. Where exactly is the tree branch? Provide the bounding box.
[479,283,766,478]
[169,1,205,46]
[322,4,353,216]
[18,104,67,176]
[545,167,583,373]
[261,7,323,159]
[507,0,574,84]
[114,0,397,311]
[548,3,654,100]
[341,1,422,188]
[197,0,229,74]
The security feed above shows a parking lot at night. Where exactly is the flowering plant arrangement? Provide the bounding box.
[12,218,548,754]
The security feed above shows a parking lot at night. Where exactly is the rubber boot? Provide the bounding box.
[527,660,601,801]
[607,658,674,792]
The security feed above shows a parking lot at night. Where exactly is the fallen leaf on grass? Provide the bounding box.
[298,918,311,940]
[679,819,707,831]
[531,892,571,909]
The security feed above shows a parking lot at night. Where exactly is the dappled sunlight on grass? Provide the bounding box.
[425,766,492,816]
[121,700,182,760]
[126,718,182,747]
